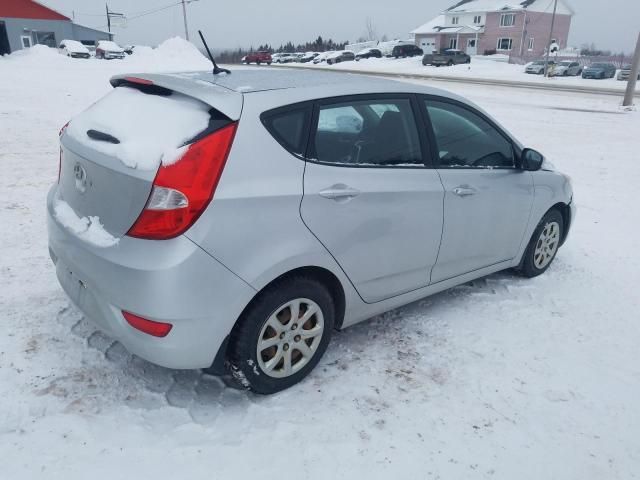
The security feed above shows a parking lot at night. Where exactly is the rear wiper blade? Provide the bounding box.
[198,30,231,76]
[86,129,120,144]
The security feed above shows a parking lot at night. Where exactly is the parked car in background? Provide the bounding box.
[313,51,334,64]
[392,44,423,58]
[326,50,355,65]
[525,60,556,74]
[300,52,319,63]
[86,45,96,57]
[617,64,640,81]
[244,51,272,65]
[58,40,91,59]
[582,63,616,79]
[274,53,298,64]
[50,69,574,394]
[355,48,382,61]
[95,41,125,60]
[550,60,582,76]
[423,49,470,66]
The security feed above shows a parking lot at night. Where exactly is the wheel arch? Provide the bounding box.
[206,265,347,375]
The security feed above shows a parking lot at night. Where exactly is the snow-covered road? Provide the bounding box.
[1,41,639,479]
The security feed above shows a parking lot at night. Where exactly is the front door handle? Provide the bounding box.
[452,185,477,197]
[319,184,361,201]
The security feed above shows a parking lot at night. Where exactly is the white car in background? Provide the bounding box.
[96,40,126,60]
[551,60,583,77]
[58,40,91,59]
[313,51,334,64]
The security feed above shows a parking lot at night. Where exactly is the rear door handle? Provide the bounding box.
[452,185,477,197]
[319,184,361,201]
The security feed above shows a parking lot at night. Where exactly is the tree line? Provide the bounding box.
[216,36,348,63]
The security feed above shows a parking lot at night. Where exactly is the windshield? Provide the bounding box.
[591,63,608,68]
[559,61,572,66]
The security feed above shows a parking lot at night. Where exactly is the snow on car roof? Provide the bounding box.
[98,41,123,50]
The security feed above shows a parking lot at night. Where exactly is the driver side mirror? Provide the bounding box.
[521,148,544,171]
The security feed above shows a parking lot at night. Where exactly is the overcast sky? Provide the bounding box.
[41,0,638,53]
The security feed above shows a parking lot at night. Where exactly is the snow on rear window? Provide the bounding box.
[66,86,211,170]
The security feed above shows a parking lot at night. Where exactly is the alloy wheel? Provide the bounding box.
[534,221,560,269]
[256,298,325,378]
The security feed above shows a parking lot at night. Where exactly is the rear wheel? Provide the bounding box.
[518,209,564,278]
[448,60,454,66]
[227,276,335,394]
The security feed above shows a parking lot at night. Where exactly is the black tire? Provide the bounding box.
[227,276,335,394]
[466,58,471,64]
[518,209,564,278]
[448,60,454,66]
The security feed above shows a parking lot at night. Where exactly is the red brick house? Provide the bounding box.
[411,0,574,57]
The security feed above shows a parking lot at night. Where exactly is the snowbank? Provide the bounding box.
[122,37,212,71]
[65,86,211,170]
[53,198,119,247]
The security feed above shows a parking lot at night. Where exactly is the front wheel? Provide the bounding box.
[227,276,335,394]
[518,209,564,278]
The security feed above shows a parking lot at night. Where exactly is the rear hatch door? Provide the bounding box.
[57,75,241,239]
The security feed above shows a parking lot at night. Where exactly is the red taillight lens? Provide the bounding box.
[122,311,173,337]
[59,121,70,137]
[127,122,238,240]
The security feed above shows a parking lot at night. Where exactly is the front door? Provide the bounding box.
[422,98,534,283]
[301,95,444,303]
[467,38,477,55]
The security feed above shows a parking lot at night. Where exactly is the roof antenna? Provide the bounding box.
[198,30,230,75]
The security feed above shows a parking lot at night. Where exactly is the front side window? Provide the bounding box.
[500,13,516,26]
[425,100,514,169]
[312,98,423,167]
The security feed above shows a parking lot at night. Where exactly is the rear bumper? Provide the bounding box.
[47,186,255,369]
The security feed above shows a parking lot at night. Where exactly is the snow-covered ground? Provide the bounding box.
[281,55,638,92]
[1,39,639,479]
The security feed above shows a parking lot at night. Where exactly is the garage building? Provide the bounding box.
[0,0,113,55]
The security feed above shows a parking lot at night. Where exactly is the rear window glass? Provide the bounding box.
[261,105,311,157]
[65,86,214,170]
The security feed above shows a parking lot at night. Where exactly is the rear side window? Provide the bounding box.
[312,98,423,167]
[261,105,311,157]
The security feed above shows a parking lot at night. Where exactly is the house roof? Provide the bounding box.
[0,0,70,21]
[446,0,544,12]
[411,15,483,35]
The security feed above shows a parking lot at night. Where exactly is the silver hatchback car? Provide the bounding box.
[48,69,575,393]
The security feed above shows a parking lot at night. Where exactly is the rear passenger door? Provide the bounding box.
[301,95,444,303]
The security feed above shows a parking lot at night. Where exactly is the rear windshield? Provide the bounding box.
[65,86,218,170]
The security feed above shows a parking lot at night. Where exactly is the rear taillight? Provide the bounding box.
[127,122,237,240]
[58,121,69,183]
[122,311,173,337]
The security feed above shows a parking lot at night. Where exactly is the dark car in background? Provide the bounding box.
[392,44,423,58]
[423,49,471,66]
[355,48,382,61]
[582,63,616,79]
[244,51,272,65]
[326,50,355,65]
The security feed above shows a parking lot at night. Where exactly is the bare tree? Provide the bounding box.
[365,17,377,41]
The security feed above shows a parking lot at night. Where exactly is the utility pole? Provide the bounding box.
[181,0,190,41]
[543,0,558,77]
[623,32,640,107]
[106,4,111,33]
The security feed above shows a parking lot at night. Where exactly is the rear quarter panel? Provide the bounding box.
[184,92,360,303]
